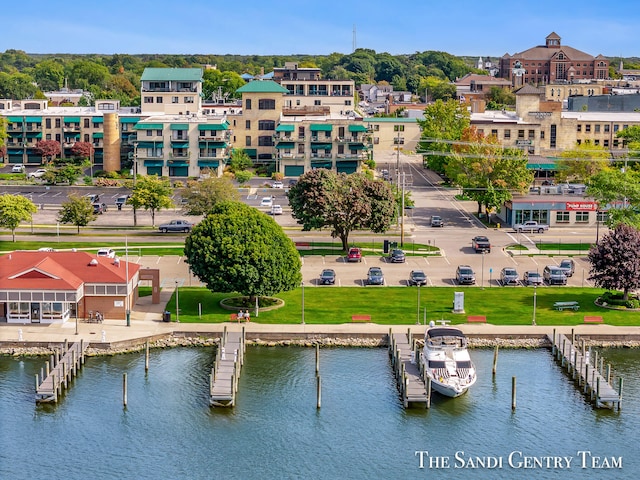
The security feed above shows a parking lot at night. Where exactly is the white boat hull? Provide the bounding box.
[427,374,476,398]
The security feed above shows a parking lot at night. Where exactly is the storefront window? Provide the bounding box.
[556,212,570,223]
[576,211,590,223]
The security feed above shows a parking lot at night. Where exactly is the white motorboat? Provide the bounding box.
[421,323,477,398]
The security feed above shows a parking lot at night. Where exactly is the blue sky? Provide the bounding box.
[2,0,638,58]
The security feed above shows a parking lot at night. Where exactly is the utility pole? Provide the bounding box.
[401,171,405,247]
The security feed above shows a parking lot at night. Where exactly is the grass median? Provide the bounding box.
[165,286,640,326]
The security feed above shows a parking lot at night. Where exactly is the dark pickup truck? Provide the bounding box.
[471,236,491,253]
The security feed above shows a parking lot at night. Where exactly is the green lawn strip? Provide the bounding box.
[0,240,185,256]
[165,286,640,326]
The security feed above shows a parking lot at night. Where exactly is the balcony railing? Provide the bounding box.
[63,125,80,132]
[311,154,333,159]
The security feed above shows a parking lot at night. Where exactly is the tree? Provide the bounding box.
[445,127,532,216]
[228,148,253,172]
[129,175,173,227]
[180,177,239,215]
[556,141,610,182]
[288,169,396,250]
[54,165,84,185]
[184,201,302,298]
[57,194,97,233]
[417,99,470,173]
[234,170,253,185]
[0,194,38,241]
[587,168,640,228]
[588,224,640,301]
[34,140,61,164]
[33,59,65,91]
[70,141,94,161]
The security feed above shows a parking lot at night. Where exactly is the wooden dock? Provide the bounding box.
[36,339,88,403]
[548,330,623,410]
[389,329,429,408]
[209,327,245,407]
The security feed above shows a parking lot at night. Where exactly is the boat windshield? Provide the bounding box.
[428,360,446,369]
[456,360,472,369]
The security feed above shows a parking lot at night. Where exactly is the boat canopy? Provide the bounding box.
[426,328,465,339]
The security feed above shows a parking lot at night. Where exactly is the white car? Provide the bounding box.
[260,197,273,207]
[96,248,116,259]
[37,247,55,252]
[28,169,48,179]
[11,164,25,173]
[272,181,284,189]
[271,205,283,215]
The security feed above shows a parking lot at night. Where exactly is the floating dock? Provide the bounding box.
[549,330,623,410]
[389,329,429,408]
[36,339,88,403]
[209,327,245,407]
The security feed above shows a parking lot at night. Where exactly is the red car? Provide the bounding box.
[347,247,362,262]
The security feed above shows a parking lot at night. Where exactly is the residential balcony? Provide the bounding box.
[7,125,23,132]
[282,105,330,116]
[336,153,368,160]
[310,136,333,143]
[277,153,306,160]
[63,125,81,132]
[25,125,42,132]
[311,154,333,159]
[274,134,293,141]
[167,158,190,165]
[198,131,231,141]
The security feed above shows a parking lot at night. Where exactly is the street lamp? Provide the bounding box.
[416,283,421,325]
[481,251,485,289]
[532,285,537,325]
[175,280,180,323]
[301,281,305,324]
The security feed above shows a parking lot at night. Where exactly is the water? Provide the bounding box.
[0,346,638,479]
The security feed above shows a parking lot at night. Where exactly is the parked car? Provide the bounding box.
[558,259,575,277]
[93,202,108,214]
[456,265,476,285]
[523,271,543,286]
[96,248,116,259]
[388,249,405,263]
[11,164,25,173]
[431,215,444,227]
[115,195,130,210]
[500,267,519,286]
[28,168,48,179]
[319,268,336,285]
[85,193,100,203]
[513,221,549,233]
[408,270,427,286]
[158,219,193,233]
[366,267,384,285]
[471,236,491,253]
[260,197,273,207]
[271,205,283,215]
[543,265,568,285]
[37,247,55,252]
[272,181,284,189]
[288,179,298,187]
[347,247,362,262]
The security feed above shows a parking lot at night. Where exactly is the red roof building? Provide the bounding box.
[0,251,140,324]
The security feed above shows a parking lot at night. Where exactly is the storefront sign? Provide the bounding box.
[566,202,597,211]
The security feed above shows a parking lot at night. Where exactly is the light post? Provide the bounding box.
[532,285,537,325]
[301,281,305,324]
[481,251,485,289]
[175,280,180,323]
[416,283,421,325]
[401,171,405,247]
[595,209,600,244]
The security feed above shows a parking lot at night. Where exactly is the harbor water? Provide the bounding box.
[0,346,638,479]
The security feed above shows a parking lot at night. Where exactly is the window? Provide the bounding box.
[345,100,352,106]
[172,96,179,103]
[156,97,163,103]
[314,100,321,106]
[577,124,581,132]
[258,136,274,146]
[144,97,154,104]
[540,130,545,140]
[84,118,90,128]
[46,118,51,128]
[245,136,251,146]
[556,212,570,223]
[245,99,252,110]
[594,140,600,146]
[577,139,582,145]
[585,124,591,133]
[613,125,619,132]
[528,130,535,140]
[84,134,90,142]
[245,120,251,129]
[393,137,405,145]
[504,129,511,139]
[184,96,194,103]
[491,129,498,137]
[394,125,405,132]
[258,120,275,130]
[298,144,305,154]
[156,129,162,136]
[477,129,484,135]
[604,139,609,147]
[550,124,557,148]
[597,211,608,223]
[518,130,525,139]
[575,211,590,223]
[595,124,601,133]
[258,99,276,110]
[373,125,379,131]
[604,124,610,133]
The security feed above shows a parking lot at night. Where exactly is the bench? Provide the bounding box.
[230,313,237,322]
[467,315,486,323]
[554,301,580,311]
[351,315,371,322]
[584,316,603,324]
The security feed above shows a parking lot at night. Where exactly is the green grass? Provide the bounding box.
[166,286,640,326]
[0,240,185,256]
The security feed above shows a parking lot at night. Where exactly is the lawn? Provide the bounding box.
[164,286,640,326]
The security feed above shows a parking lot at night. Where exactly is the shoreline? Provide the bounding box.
[3,331,640,357]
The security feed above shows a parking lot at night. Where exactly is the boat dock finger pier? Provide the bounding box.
[389,329,429,408]
[209,327,245,407]
[35,339,88,404]
[549,330,623,410]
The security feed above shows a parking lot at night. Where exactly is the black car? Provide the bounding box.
[319,269,336,285]
[366,267,384,285]
[408,270,427,286]
[389,249,405,263]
